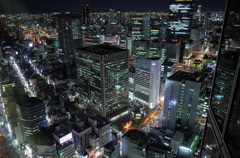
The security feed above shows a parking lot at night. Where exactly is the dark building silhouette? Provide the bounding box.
[201,0,240,157]
[82,4,90,25]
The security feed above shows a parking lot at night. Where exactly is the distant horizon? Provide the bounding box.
[0,10,225,15]
[0,0,226,14]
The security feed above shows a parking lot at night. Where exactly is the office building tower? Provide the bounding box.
[135,58,161,109]
[131,15,150,41]
[132,40,179,79]
[168,0,194,40]
[143,15,151,40]
[162,71,208,132]
[109,9,115,23]
[204,12,212,34]
[16,96,48,137]
[190,29,200,51]
[132,40,163,66]
[119,36,132,56]
[133,40,180,65]
[200,1,240,157]
[56,14,82,57]
[82,4,90,25]
[76,45,129,118]
[53,125,75,158]
[197,5,202,16]
[161,41,180,63]
[117,11,122,24]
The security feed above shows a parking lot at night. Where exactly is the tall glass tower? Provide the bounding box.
[168,0,194,41]
[201,0,240,157]
[76,45,129,119]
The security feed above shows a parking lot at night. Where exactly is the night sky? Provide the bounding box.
[0,0,227,14]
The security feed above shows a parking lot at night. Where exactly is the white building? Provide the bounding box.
[134,58,161,109]
[162,71,208,132]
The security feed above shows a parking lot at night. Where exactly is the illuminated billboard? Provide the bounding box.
[59,133,73,144]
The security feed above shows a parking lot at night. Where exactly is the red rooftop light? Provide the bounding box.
[82,38,92,41]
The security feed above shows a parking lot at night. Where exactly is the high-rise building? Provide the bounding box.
[56,14,82,57]
[82,4,90,25]
[117,11,122,24]
[132,40,180,79]
[197,5,202,16]
[109,9,115,23]
[168,0,194,40]
[16,96,48,137]
[134,58,161,109]
[119,36,132,56]
[162,71,208,132]
[131,15,150,41]
[143,15,151,40]
[204,12,212,35]
[76,45,129,118]
[200,0,240,157]
[132,40,163,66]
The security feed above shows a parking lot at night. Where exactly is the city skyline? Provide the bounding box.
[0,0,226,14]
[0,0,236,157]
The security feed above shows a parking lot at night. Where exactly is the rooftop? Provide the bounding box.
[76,45,126,55]
[17,95,43,108]
[29,130,55,146]
[172,131,184,142]
[53,125,71,138]
[123,129,148,143]
[168,71,207,83]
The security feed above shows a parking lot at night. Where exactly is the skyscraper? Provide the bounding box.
[117,11,122,24]
[131,15,150,41]
[168,0,194,40]
[162,71,208,132]
[76,45,129,119]
[56,14,82,57]
[197,5,202,16]
[109,9,115,23]
[200,0,240,158]
[82,4,90,25]
[134,58,161,109]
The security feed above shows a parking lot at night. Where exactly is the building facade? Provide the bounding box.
[168,0,194,40]
[134,58,161,108]
[200,1,240,157]
[56,14,82,57]
[76,45,129,118]
[162,71,208,132]
[17,96,48,137]
[82,4,90,25]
